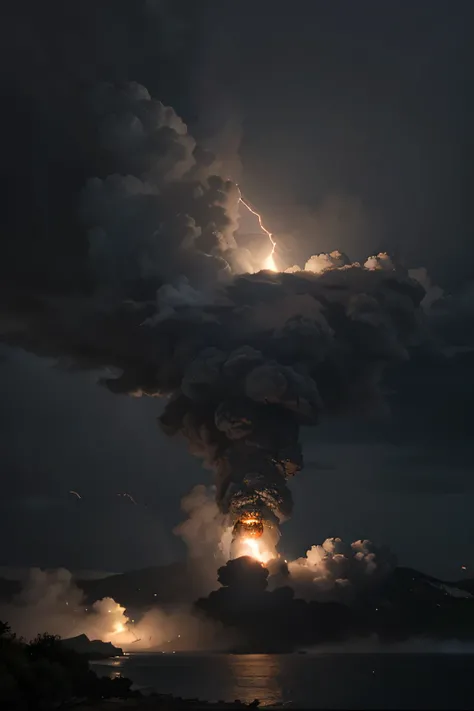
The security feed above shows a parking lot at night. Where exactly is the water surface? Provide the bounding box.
[92,652,474,709]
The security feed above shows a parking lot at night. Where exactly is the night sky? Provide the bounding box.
[1,1,472,579]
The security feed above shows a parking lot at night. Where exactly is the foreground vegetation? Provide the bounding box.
[0,621,136,709]
[0,622,260,709]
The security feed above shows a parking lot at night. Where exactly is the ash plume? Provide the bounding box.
[154,259,424,534]
[0,82,428,546]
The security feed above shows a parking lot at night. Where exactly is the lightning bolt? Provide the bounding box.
[238,195,277,271]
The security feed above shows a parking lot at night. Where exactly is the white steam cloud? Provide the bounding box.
[0,567,226,652]
[286,538,396,602]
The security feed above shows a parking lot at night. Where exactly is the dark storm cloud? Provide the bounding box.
[0,8,437,550]
[0,0,202,294]
[0,65,466,574]
[0,0,472,582]
[0,242,428,542]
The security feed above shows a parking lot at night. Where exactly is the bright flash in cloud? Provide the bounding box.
[239,196,277,271]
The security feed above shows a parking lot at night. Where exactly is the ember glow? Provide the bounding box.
[239,195,277,271]
[228,509,279,565]
[233,510,265,539]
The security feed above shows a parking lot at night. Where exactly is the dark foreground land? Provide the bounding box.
[73,697,260,710]
[0,622,260,710]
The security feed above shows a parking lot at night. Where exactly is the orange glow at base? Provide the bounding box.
[263,252,277,271]
[239,196,277,272]
[238,536,275,565]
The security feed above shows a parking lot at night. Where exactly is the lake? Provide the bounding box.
[92,652,474,709]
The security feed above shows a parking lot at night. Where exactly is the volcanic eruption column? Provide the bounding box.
[1,83,426,561]
[156,255,425,554]
[84,84,426,556]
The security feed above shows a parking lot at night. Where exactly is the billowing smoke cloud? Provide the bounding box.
[173,485,278,577]
[153,259,425,534]
[1,567,227,651]
[408,267,444,310]
[0,568,132,644]
[406,267,474,353]
[81,82,257,289]
[174,485,395,602]
[0,81,429,552]
[174,485,227,558]
[421,279,474,350]
[285,538,396,602]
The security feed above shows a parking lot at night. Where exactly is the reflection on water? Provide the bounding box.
[92,652,474,709]
[227,655,282,706]
[93,654,283,706]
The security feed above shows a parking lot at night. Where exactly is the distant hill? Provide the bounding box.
[1,561,473,641]
[79,562,474,641]
[383,566,473,602]
[360,566,474,641]
[1,562,472,611]
[77,559,213,609]
[60,633,123,659]
[77,562,474,604]
[453,577,474,595]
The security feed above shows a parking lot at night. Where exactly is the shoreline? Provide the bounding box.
[72,694,263,710]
